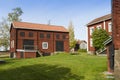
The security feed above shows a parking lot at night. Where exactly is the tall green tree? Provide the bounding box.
[92,28,109,51]
[8,7,23,22]
[68,21,76,49]
[0,7,23,50]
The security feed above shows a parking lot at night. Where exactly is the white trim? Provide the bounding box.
[16,49,24,52]
[90,27,94,35]
[97,25,102,29]
[16,49,37,52]
[11,40,14,48]
[24,50,37,52]
[103,21,106,30]
[42,42,48,49]
[90,38,93,47]
[108,22,112,32]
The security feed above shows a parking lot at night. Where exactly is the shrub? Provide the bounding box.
[78,49,87,52]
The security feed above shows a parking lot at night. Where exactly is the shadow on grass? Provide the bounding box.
[0,64,84,80]
[0,58,17,66]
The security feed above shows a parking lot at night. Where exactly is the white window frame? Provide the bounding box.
[97,25,102,29]
[11,40,14,48]
[42,42,48,49]
[90,38,93,47]
[108,22,112,32]
[103,21,106,30]
[90,27,94,35]
[12,40,14,48]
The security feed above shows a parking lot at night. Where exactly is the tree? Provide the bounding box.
[8,7,23,22]
[92,28,109,51]
[68,21,76,49]
[0,7,23,51]
[0,18,9,50]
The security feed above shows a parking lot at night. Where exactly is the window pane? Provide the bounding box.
[90,38,93,47]
[108,22,112,32]
[90,27,94,35]
[47,34,50,38]
[20,32,25,37]
[62,35,66,39]
[29,32,33,37]
[40,33,44,38]
[42,42,48,49]
[56,34,60,39]
[23,39,34,50]
[97,25,102,29]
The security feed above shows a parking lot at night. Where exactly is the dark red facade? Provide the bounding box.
[10,22,69,58]
[87,15,112,54]
[112,0,120,50]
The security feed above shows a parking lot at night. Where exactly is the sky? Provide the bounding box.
[0,0,111,41]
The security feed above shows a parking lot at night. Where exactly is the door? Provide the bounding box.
[56,41,64,51]
[20,52,24,58]
[10,52,14,58]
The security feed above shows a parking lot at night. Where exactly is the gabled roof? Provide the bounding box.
[12,21,68,32]
[87,14,111,26]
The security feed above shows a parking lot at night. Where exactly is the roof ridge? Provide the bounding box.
[12,21,68,32]
[13,21,64,27]
[87,14,111,26]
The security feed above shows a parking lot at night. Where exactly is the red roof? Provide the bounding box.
[12,21,68,32]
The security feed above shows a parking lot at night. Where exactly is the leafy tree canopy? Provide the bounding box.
[92,28,109,50]
[8,7,23,23]
[68,21,76,49]
[0,7,23,51]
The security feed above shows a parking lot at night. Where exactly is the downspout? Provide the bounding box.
[37,31,38,50]
[15,29,18,58]
[53,32,54,53]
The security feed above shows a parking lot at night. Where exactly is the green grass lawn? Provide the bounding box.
[0,53,114,80]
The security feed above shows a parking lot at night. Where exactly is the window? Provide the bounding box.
[42,42,48,49]
[62,35,66,39]
[108,22,112,32]
[23,39,34,50]
[56,41,64,51]
[90,38,93,47]
[11,40,14,48]
[40,33,44,38]
[56,34,60,39]
[20,32,25,37]
[90,27,94,35]
[97,25,102,29]
[47,34,50,39]
[29,32,33,37]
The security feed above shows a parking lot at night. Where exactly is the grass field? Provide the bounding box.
[0,53,114,80]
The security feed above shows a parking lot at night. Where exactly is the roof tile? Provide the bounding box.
[12,21,68,32]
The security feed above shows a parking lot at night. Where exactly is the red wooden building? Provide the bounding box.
[10,21,69,58]
[87,14,112,54]
[112,0,120,78]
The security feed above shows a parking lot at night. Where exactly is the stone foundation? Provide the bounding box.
[114,50,120,80]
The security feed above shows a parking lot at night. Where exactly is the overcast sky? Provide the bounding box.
[0,0,111,41]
